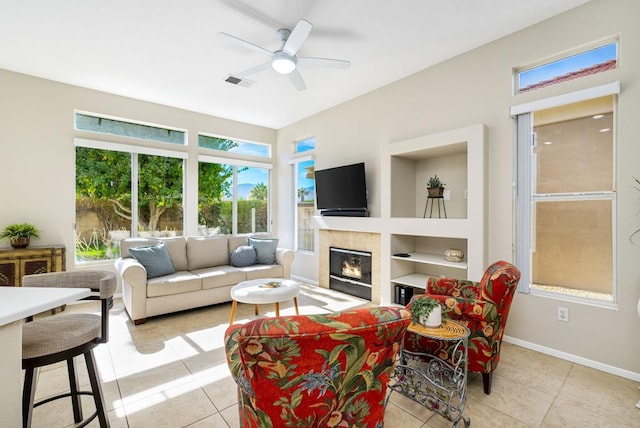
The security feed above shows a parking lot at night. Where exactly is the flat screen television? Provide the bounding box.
[314,162,368,216]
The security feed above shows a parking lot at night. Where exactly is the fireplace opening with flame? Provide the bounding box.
[330,247,372,300]
[342,256,363,280]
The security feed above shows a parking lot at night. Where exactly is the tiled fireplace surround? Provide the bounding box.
[319,229,381,303]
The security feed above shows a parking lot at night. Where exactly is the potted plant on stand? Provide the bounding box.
[427,175,446,197]
[0,223,41,249]
[409,296,442,328]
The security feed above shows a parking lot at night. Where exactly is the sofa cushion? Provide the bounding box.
[192,266,247,290]
[147,271,201,297]
[228,235,249,254]
[162,237,188,271]
[242,264,284,280]
[128,241,176,279]
[231,245,257,267]
[248,237,279,265]
[120,237,161,258]
[187,236,229,270]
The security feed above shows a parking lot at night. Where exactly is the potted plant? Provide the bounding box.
[427,175,446,197]
[0,223,41,249]
[409,296,442,327]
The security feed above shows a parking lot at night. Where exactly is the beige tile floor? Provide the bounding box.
[29,284,640,427]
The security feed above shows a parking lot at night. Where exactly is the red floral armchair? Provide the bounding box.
[405,261,521,394]
[224,306,410,427]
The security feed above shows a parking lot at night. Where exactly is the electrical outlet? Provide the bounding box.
[557,307,569,322]
[443,190,451,200]
[464,190,468,199]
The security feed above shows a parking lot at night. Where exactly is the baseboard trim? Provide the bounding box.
[291,274,318,286]
[503,335,640,382]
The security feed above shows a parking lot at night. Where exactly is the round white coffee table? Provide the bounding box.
[229,278,300,325]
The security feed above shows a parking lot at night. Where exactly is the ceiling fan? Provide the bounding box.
[218,19,350,91]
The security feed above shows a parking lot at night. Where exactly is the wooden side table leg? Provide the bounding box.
[275,302,280,317]
[293,297,299,315]
[229,300,238,326]
[254,304,259,316]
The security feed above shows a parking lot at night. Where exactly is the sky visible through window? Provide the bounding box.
[518,43,617,91]
[295,138,316,153]
[295,138,316,201]
[298,159,315,201]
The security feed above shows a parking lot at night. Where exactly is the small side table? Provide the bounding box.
[388,319,470,427]
[229,278,300,325]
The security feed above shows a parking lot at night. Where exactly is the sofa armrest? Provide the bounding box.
[275,248,295,279]
[115,257,147,287]
[114,257,148,324]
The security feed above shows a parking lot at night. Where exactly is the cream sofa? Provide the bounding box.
[115,235,294,324]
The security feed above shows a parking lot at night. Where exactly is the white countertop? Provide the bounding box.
[0,287,91,325]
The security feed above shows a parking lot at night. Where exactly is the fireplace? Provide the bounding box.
[329,247,372,300]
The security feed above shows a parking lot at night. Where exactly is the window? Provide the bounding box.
[295,138,315,153]
[514,92,617,303]
[198,157,271,235]
[516,41,617,94]
[75,113,273,263]
[199,134,270,158]
[75,113,185,144]
[75,144,185,262]
[291,138,316,252]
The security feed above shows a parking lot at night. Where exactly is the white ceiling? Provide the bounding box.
[0,0,590,129]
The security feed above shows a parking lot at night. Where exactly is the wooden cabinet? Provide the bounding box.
[0,246,65,286]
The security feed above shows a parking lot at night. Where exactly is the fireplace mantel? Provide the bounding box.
[313,216,384,233]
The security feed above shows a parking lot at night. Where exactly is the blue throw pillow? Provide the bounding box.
[128,241,176,279]
[248,237,279,265]
[231,245,257,267]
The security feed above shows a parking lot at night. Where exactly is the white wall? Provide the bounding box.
[0,69,276,281]
[276,0,640,375]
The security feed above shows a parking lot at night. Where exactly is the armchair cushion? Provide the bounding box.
[225,306,410,428]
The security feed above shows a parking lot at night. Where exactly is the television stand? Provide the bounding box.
[320,209,369,217]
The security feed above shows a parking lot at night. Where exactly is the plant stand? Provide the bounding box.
[387,320,470,427]
[423,196,447,218]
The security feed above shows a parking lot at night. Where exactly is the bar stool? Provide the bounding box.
[21,270,116,428]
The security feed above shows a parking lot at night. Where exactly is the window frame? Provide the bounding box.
[512,83,620,307]
[198,154,273,236]
[289,142,316,253]
[514,39,618,95]
[198,132,272,158]
[75,111,187,145]
[74,138,187,263]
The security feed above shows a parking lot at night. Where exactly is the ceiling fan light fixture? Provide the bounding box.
[272,52,296,74]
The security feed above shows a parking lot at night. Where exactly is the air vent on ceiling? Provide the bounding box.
[224,75,256,88]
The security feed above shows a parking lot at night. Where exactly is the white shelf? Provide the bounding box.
[391,273,428,289]
[392,252,468,270]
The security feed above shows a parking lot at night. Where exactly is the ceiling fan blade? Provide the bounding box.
[238,62,272,77]
[283,19,312,56]
[288,69,307,91]
[218,32,273,57]
[297,57,351,69]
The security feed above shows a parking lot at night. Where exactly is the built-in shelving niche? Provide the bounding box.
[390,142,468,219]
[390,234,468,290]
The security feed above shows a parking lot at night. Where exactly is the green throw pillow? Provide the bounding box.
[129,241,176,279]
[248,237,279,265]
